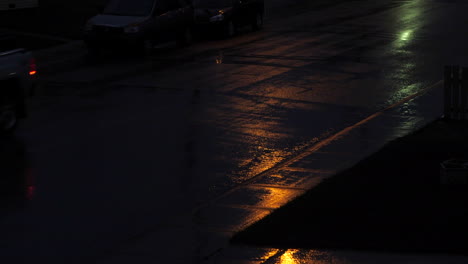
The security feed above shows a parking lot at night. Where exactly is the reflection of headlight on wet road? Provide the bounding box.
[210,14,224,22]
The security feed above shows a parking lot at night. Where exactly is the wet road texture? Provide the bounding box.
[2,0,468,263]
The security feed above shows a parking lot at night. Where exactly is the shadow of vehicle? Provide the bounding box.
[0,134,34,215]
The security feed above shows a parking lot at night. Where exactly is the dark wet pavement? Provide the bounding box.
[2,0,468,263]
[121,0,450,206]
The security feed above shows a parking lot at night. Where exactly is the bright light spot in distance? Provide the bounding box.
[400,30,412,41]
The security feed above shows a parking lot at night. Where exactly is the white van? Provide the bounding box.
[0,0,38,11]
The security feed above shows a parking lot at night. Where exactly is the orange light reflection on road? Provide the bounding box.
[245,149,286,178]
[256,186,300,209]
[280,249,299,264]
[216,51,224,64]
[274,249,347,264]
[260,249,280,261]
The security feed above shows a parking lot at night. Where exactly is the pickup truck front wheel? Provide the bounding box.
[0,102,18,133]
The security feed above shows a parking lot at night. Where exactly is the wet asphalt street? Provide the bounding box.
[2,0,468,263]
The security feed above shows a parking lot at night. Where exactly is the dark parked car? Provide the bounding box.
[193,0,264,37]
[84,0,194,55]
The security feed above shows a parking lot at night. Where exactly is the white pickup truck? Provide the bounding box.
[0,33,36,133]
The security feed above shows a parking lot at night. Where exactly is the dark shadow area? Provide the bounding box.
[232,119,468,256]
[82,41,184,67]
[0,0,104,39]
[0,29,65,51]
[0,134,33,217]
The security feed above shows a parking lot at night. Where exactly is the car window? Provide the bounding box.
[103,0,156,17]
[193,0,233,8]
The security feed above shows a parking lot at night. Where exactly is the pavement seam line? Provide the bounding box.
[282,167,335,173]
[192,79,443,214]
[248,184,310,191]
[262,249,288,264]
[216,204,278,211]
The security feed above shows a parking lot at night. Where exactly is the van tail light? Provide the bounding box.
[29,58,37,76]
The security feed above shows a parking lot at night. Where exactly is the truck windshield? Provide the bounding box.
[103,0,155,16]
[193,0,233,8]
